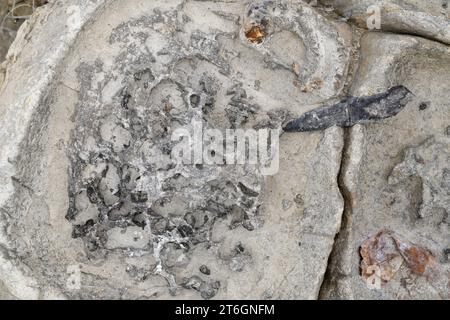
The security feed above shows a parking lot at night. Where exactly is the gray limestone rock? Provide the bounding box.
[320,0,450,45]
[0,0,448,300]
[320,33,450,300]
[0,0,346,300]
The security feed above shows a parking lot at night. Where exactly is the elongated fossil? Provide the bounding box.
[284,86,413,132]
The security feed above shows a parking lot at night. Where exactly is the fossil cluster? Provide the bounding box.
[0,0,449,300]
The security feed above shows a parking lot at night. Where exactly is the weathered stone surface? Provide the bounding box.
[0,0,449,300]
[0,0,346,299]
[320,0,450,44]
[321,33,450,300]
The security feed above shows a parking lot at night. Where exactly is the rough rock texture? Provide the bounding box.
[0,0,449,300]
[0,0,346,299]
[0,1,47,63]
[320,33,450,300]
[320,0,450,44]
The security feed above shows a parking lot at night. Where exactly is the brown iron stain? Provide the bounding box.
[245,26,267,44]
[360,230,436,285]
[360,230,403,282]
[394,238,436,275]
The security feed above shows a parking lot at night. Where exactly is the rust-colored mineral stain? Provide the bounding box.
[394,238,436,275]
[245,26,267,44]
[360,230,437,286]
[360,230,402,282]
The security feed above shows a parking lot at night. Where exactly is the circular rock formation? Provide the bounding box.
[1,0,448,300]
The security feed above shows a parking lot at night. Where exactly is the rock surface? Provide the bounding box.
[0,0,448,300]
[320,32,450,300]
[320,0,450,44]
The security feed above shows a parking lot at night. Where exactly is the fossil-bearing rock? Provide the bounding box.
[0,0,449,300]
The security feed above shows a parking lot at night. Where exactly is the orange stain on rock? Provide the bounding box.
[245,26,267,44]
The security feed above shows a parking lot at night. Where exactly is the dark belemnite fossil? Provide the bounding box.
[283,86,413,132]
